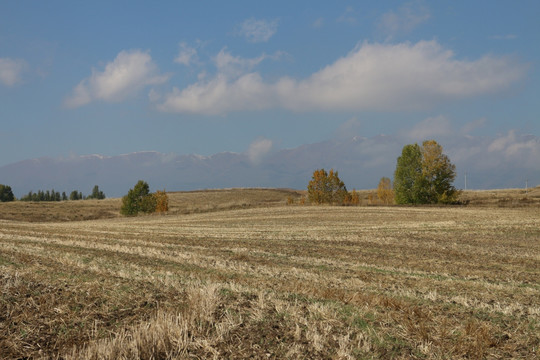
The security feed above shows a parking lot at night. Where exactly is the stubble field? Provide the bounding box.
[0,190,539,359]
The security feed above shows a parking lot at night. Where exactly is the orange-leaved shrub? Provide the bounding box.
[154,190,169,213]
[343,189,360,206]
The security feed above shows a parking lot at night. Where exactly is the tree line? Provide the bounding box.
[2,139,457,209]
[306,139,459,206]
[0,185,106,202]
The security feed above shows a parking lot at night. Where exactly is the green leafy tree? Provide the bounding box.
[121,180,157,216]
[70,190,80,200]
[87,185,106,200]
[394,144,424,204]
[394,140,458,204]
[0,184,15,202]
[307,169,348,205]
[20,191,33,202]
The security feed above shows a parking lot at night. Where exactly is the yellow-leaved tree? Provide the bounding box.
[377,177,394,205]
[307,169,348,205]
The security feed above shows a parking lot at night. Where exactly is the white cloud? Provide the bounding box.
[246,138,273,164]
[451,130,540,172]
[157,49,277,115]
[157,41,527,115]
[64,50,169,108]
[214,48,267,77]
[461,118,487,134]
[0,58,26,86]
[158,73,271,115]
[174,42,198,66]
[378,1,430,38]
[238,18,278,43]
[405,115,453,140]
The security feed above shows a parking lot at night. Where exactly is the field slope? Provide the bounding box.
[0,194,539,358]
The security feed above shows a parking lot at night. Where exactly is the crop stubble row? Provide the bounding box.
[0,206,539,358]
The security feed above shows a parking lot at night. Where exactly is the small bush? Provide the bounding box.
[343,189,360,206]
[121,181,168,216]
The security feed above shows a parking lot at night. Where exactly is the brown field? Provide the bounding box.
[0,188,539,359]
[0,188,304,223]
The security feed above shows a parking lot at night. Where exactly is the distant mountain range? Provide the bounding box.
[1,133,539,198]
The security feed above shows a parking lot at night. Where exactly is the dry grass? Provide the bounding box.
[0,198,122,222]
[460,186,540,207]
[0,189,539,359]
[0,188,303,222]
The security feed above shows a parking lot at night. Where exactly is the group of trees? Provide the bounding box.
[3,139,456,212]
[21,190,67,202]
[1,178,169,217]
[307,139,458,206]
[394,140,458,204]
[19,185,106,202]
[120,180,169,216]
[1,179,169,217]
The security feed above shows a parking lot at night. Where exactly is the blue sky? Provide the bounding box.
[0,0,539,168]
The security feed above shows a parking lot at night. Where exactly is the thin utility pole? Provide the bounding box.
[526,179,528,196]
[464,172,467,191]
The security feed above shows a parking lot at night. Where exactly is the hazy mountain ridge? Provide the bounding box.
[1,134,539,198]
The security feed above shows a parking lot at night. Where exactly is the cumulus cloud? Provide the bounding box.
[448,131,540,179]
[157,73,270,115]
[64,50,169,108]
[246,138,273,164]
[157,41,527,115]
[378,1,430,38]
[174,42,198,66]
[486,131,540,167]
[238,18,278,43]
[405,115,453,140]
[0,58,26,86]
[214,48,267,77]
[157,49,279,115]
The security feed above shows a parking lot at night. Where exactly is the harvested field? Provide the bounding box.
[459,186,540,207]
[0,191,539,358]
[0,188,303,222]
